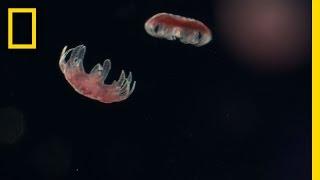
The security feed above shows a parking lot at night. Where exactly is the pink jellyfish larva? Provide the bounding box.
[144,12,212,47]
[59,45,136,103]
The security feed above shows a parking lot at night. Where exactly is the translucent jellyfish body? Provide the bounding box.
[145,12,212,47]
[59,45,136,103]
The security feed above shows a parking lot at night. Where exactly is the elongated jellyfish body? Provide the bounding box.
[145,12,212,47]
[59,45,136,104]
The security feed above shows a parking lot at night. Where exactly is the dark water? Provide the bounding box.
[0,0,311,180]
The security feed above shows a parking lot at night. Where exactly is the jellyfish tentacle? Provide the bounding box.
[59,46,74,72]
[118,72,136,98]
[127,72,133,83]
[101,59,111,81]
[60,46,68,60]
[119,83,129,97]
[129,81,136,95]
[117,70,127,87]
[90,63,103,75]
[71,45,83,58]
[68,45,83,67]
[74,45,86,71]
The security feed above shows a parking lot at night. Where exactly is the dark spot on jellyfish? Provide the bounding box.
[0,107,24,144]
[30,137,72,179]
[154,24,160,33]
[197,32,203,41]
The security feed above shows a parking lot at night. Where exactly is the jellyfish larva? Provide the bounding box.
[144,12,212,47]
[59,45,136,104]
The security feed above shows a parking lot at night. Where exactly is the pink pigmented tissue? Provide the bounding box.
[59,45,136,103]
[145,12,212,46]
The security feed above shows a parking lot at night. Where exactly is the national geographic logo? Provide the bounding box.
[8,8,36,49]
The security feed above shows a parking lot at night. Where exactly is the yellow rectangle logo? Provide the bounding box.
[8,8,37,49]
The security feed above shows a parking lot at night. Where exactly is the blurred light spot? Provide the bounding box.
[0,107,24,144]
[216,0,309,72]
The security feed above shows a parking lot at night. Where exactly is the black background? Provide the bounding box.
[0,0,311,180]
[12,13,32,44]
